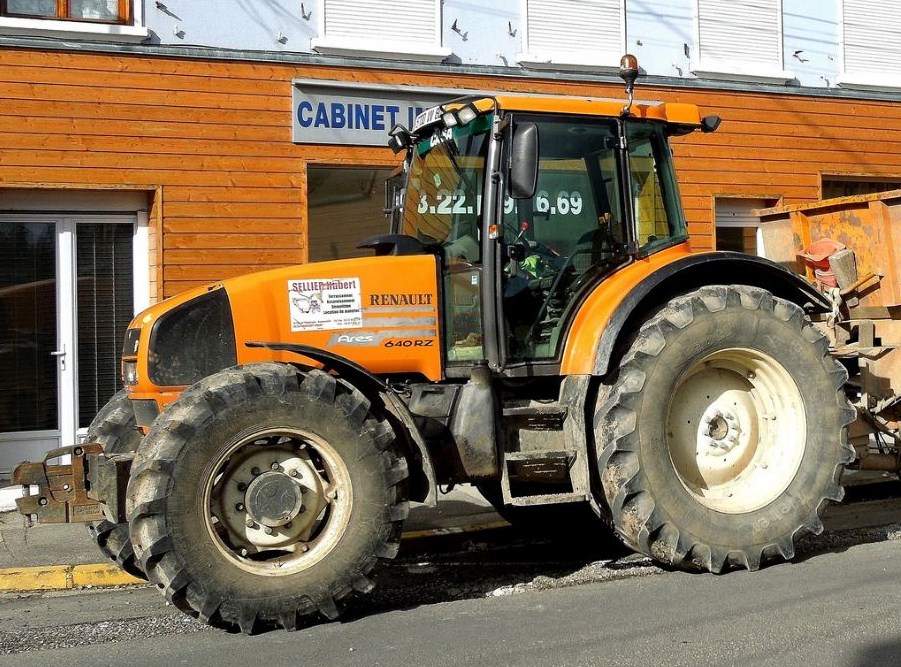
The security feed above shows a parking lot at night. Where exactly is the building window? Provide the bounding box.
[822,176,901,199]
[0,0,147,40]
[839,0,901,90]
[307,166,396,262]
[1,0,129,23]
[714,197,776,257]
[311,0,450,62]
[692,0,793,83]
[517,0,624,71]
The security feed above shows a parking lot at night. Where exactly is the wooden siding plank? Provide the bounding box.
[163,233,305,249]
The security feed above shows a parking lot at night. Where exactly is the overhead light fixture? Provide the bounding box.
[387,124,412,154]
[456,104,478,125]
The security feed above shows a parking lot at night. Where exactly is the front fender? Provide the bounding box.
[560,249,830,377]
[246,342,437,505]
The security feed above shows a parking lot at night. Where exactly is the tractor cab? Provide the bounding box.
[386,63,715,377]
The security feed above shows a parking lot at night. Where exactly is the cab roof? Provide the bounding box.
[473,94,703,125]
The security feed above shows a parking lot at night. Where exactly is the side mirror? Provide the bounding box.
[509,122,539,199]
[700,115,722,133]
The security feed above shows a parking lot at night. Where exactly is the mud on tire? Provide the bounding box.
[594,285,855,573]
[85,389,146,580]
[126,363,409,633]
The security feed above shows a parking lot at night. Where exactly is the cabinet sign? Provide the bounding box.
[292,81,459,147]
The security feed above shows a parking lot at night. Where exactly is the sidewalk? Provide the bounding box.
[0,484,505,592]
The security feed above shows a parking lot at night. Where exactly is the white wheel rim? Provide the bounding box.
[665,348,806,514]
[202,428,353,576]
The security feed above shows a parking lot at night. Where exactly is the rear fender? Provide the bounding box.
[561,251,830,377]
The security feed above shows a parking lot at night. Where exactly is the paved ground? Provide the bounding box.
[0,483,505,586]
[1,471,900,592]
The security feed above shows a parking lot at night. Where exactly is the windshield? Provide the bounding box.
[401,115,492,263]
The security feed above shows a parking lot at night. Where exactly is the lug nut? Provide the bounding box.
[289,469,299,477]
[245,518,256,528]
[235,503,245,511]
[271,462,280,471]
[301,545,309,553]
[263,526,274,535]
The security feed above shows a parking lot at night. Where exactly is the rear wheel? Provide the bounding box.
[85,389,145,580]
[595,286,854,572]
[127,363,408,633]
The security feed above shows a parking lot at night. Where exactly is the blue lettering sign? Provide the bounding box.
[292,85,452,146]
[371,104,385,131]
[297,101,313,128]
[331,103,346,129]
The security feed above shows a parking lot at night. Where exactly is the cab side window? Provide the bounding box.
[503,117,621,360]
[627,123,687,251]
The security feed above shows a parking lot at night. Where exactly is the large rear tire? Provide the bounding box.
[127,363,409,633]
[85,389,146,580]
[595,285,854,573]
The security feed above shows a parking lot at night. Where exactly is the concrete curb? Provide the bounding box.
[0,519,511,593]
[0,563,143,592]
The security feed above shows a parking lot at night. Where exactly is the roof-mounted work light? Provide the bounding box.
[387,124,412,154]
[619,53,640,117]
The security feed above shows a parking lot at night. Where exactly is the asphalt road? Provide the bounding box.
[2,527,900,667]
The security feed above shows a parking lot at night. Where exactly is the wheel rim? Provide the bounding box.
[202,428,353,576]
[665,347,806,514]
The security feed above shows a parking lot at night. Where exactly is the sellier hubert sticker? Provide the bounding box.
[288,278,363,332]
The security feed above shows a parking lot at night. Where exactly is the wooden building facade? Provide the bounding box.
[2,40,901,473]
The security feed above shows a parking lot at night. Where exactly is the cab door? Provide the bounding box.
[499,117,623,364]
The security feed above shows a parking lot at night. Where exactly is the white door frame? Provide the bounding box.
[0,212,148,479]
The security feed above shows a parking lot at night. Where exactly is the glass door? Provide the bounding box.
[0,221,59,461]
[0,215,138,480]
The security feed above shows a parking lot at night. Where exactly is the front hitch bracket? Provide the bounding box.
[12,443,130,525]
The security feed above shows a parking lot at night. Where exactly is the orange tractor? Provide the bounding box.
[15,57,900,633]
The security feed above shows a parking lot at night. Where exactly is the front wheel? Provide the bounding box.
[85,389,145,580]
[595,286,854,573]
[127,363,409,633]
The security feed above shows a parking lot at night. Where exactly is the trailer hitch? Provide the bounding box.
[12,443,130,525]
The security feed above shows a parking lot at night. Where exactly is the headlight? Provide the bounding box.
[123,360,139,385]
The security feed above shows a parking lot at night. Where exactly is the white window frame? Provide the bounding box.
[837,0,901,91]
[311,0,450,63]
[516,0,626,72]
[0,0,148,41]
[691,0,794,84]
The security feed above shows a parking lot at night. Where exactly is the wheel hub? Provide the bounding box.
[210,445,332,554]
[701,408,743,454]
[245,471,305,528]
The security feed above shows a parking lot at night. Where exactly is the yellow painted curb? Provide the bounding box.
[72,564,143,588]
[0,563,143,592]
[0,565,70,591]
